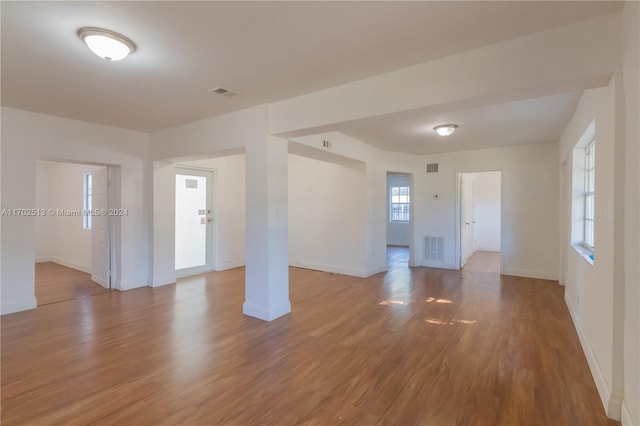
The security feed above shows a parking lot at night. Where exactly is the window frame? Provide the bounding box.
[389,185,410,223]
[583,140,595,250]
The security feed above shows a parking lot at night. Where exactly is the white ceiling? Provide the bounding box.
[341,92,583,154]
[1,1,621,133]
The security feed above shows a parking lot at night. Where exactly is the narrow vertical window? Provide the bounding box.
[83,173,92,229]
[390,186,410,222]
[583,140,595,249]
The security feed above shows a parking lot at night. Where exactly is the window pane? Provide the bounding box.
[390,186,410,222]
[582,141,596,249]
[585,219,594,247]
[585,194,594,220]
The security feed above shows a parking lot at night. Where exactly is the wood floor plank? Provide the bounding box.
[35,262,108,306]
[1,250,616,425]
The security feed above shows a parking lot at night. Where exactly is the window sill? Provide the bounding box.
[572,244,594,266]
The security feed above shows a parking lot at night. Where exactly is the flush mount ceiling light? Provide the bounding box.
[78,27,136,61]
[433,124,458,137]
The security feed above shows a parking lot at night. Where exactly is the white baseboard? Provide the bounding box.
[417,260,458,270]
[502,267,558,281]
[151,275,176,287]
[475,247,500,252]
[50,257,91,274]
[565,293,615,419]
[35,257,52,263]
[622,399,639,426]
[243,301,291,321]
[118,280,146,291]
[216,260,245,271]
[289,259,367,278]
[364,265,387,277]
[1,295,37,315]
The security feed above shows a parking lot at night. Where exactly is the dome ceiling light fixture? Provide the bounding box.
[77,27,136,61]
[433,124,458,137]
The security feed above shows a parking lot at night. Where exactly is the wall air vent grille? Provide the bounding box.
[424,236,444,261]
[426,163,439,173]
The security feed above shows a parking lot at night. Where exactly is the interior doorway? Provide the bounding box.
[175,167,216,277]
[386,172,413,268]
[34,160,112,305]
[458,171,502,271]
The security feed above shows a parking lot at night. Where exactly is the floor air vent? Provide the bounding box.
[424,236,444,261]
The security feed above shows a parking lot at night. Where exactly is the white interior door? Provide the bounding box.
[461,174,475,267]
[91,167,110,288]
[175,168,215,276]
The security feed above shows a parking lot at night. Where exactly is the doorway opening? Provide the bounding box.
[458,171,502,273]
[34,160,113,306]
[174,167,216,277]
[386,172,413,270]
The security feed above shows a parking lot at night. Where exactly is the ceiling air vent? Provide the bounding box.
[426,163,439,173]
[208,87,237,97]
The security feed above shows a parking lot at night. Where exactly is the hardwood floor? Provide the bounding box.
[464,250,501,274]
[386,245,409,270]
[35,262,109,306]
[2,258,615,425]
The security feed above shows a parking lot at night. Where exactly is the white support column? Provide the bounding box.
[243,135,290,321]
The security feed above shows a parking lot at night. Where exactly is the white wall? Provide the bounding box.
[559,79,626,420]
[1,107,150,314]
[179,154,246,271]
[35,161,53,262]
[289,132,557,280]
[471,171,501,252]
[416,144,558,279]
[35,161,103,273]
[386,174,410,246]
[288,153,367,276]
[621,3,640,425]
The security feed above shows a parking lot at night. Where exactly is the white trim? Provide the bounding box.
[242,301,291,321]
[565,292,614,418]
[150,275,176,287]
[289,259,367,278]
[621,399,638,426]
[572,243,595,266]
[216,261,245,271]
[364,265,388,277]
[501,268,558,281]
[475,247,500,252]
[117,280,146,291]
[416,260,458,270]
[1,295,37,315]
[50,258,91,274]
[176,267,213,279]
[35,257,52,263]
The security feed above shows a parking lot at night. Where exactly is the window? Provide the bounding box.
[583,140,595,248]
[83,173,92,229]
[390,186,410,222]
[570,122,595,264]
